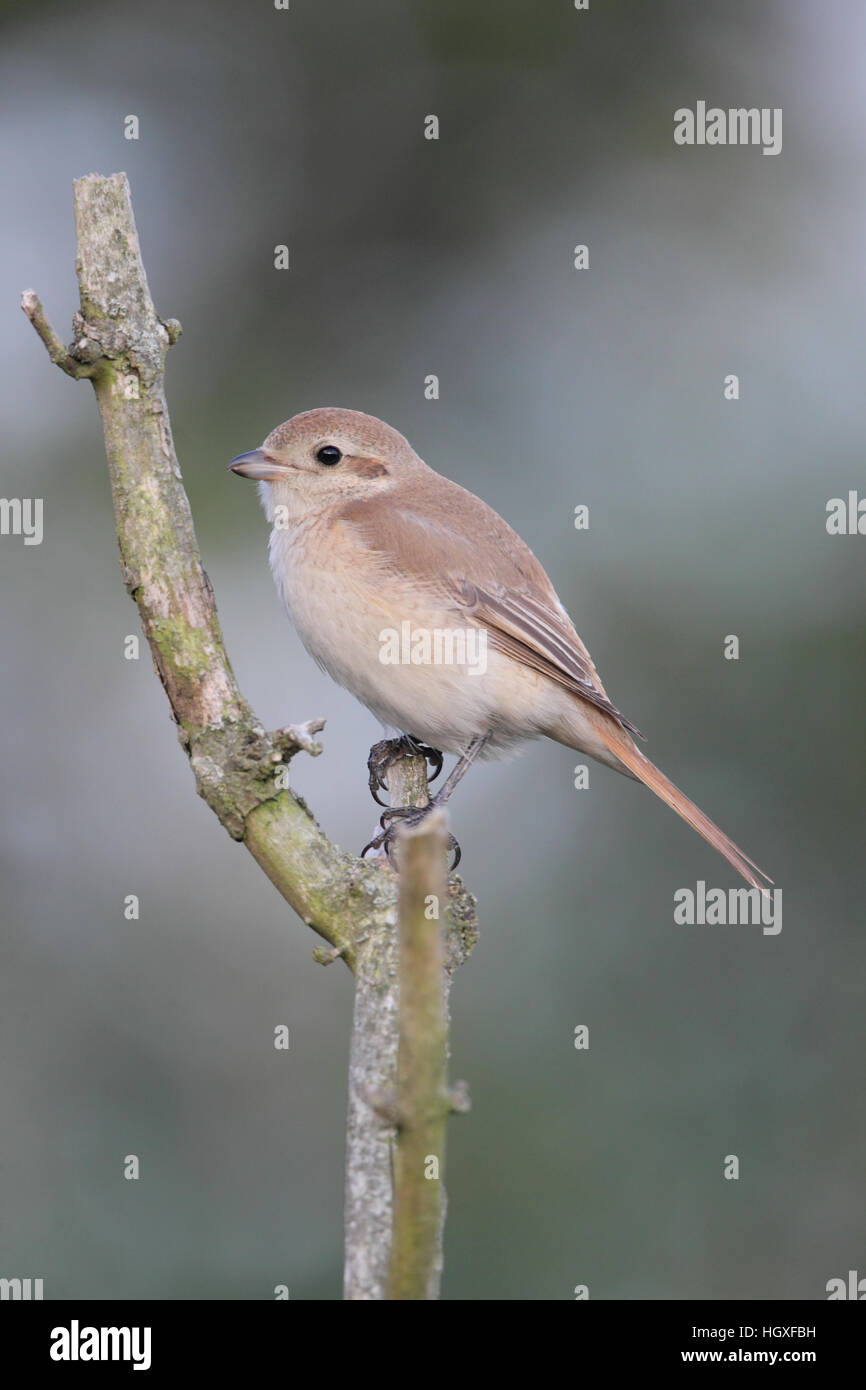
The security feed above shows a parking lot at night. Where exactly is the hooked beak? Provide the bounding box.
[228,448,290,482]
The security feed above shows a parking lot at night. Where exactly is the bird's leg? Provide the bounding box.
[426,732,490,810]
[366,733,443,807]
[362,733,490,868]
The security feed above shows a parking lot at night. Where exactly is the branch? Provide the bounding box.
[21,290,96,378]
[23,172,479,1300]
[21,171,401,972]
[343,749,427,1300]
[343,754,476,1299]
[387,807,450,1300]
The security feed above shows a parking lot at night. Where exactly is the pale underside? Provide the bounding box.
[268,470,642,773]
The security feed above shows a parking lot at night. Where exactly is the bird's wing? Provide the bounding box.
[454,579,643,737]
[334,491,642,738]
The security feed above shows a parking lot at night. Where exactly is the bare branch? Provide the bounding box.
[20,172,400,971]
[387,807,450,1301]
[343,751,429,1300]
[344,756,477,1300]
[21,289,96,378]
[24,172,480,1300]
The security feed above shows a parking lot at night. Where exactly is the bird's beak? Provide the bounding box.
[228,449,290,482]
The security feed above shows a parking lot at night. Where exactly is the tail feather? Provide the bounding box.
[599,727,772,892]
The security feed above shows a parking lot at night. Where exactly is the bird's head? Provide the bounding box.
[229,407,421,520]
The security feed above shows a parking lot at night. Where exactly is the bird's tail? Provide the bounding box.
[599,725,772,892]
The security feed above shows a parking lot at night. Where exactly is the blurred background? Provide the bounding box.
[1,0,864,1300]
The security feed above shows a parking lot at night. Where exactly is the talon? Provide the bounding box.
[366,735,444,806]
[370,782,388,808]
[411,740,443,785]
[360,803,461,869]
[366,738,394,807]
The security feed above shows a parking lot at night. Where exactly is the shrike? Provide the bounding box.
[230,407,770,888]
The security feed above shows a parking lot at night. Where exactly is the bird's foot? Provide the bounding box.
[366,734,443,807]
[361,802,462,870]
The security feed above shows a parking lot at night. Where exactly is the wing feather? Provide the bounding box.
[334,489,643,738]
[455,580,643,737]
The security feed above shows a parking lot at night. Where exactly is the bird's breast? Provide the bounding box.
[266,517,563,756]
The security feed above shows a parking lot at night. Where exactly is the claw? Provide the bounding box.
[366,738,393,807]
[413,741,443,785]
[361,803,461,869]
[366,735,444,807]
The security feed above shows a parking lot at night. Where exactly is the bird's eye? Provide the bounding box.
[315,445,342,466]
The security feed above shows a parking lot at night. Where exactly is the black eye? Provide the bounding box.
[316,445,342,466]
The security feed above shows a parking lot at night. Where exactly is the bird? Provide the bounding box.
[229,407,770,889]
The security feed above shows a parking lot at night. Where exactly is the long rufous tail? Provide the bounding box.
[599,727,772,892]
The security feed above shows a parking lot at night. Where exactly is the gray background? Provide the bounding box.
[1,0,863,1299]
